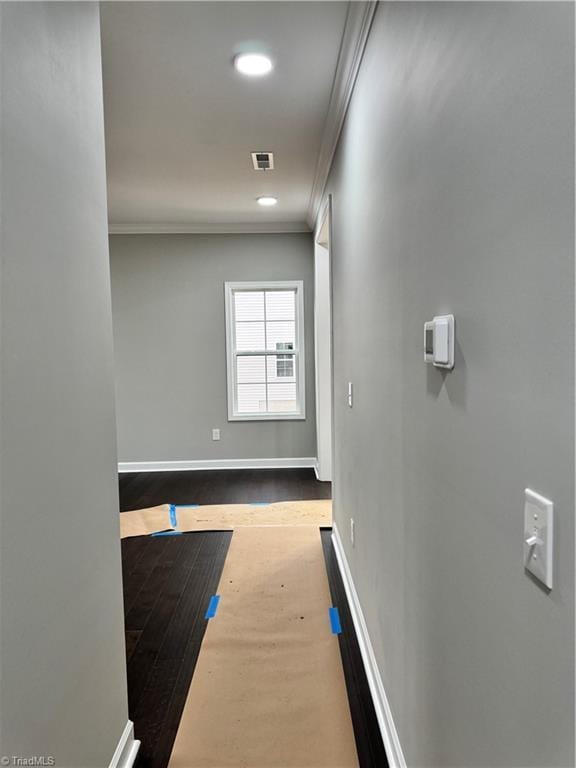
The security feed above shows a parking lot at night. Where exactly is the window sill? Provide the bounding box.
[228,412,306,422]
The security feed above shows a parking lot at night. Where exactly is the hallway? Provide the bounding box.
[120,470,385,768]
[0,2,574,766]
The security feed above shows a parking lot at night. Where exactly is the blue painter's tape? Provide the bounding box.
[329,607,342,635]
[151,530,183,537]
[205,595,221,619]
[169,504,178,528]
[175,504,200,508]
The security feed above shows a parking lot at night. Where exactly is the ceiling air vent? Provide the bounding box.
[251,151,275,171]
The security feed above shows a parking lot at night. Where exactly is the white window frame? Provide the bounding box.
[225,280,306,421]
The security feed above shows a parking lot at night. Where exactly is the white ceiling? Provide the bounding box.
[100,1,350,233]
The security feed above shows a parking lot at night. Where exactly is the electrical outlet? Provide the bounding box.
[350,518,355,546]
[212,428,221,441]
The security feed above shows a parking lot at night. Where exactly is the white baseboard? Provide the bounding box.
[118,457,317,473]
[332,524,407,768]
[109,721,140,768]
[313,460,332,483]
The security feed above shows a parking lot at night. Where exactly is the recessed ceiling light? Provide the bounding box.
[234,53,273,77]
[257,196,278,207]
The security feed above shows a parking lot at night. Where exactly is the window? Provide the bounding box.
[225,281,305,420]
[276,343,294,378]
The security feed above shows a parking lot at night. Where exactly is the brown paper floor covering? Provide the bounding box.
[119,499,332,539]
[168,525,358,768]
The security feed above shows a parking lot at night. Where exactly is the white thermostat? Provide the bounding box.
[423,314,455,369]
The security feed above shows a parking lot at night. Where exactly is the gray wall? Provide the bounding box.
[326,3,574,766]
[109,233,316,463]
[0,3,129,764]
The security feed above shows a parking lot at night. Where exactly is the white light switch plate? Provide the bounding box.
[347,382,353,408]
[432,314,455,369]
[524,489,553,589]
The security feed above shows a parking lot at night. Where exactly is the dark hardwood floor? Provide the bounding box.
[122,531,232,768]
[119,467,331,512]
[119,469,387,768]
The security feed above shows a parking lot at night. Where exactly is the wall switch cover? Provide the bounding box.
[432,314,455,369]
[212,428,221,441]
[524,488,553,589]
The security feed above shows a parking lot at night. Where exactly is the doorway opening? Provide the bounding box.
[314,196,333,482]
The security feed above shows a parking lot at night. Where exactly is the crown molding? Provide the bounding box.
[306,0,378,228]
[108,221,311,236]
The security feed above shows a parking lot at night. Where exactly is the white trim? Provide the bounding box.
[225,280,306,421]
[109,721,140,768]
[312,460,330,483]
[315,196,331,247]
[109,221,311,236]
[313,195,333,482]
[306,1,378,227]
[332,524,407,768]
[226,412,306,422]
[118,457,317,473]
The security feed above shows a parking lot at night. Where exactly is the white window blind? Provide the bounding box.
[225,281,305,420]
